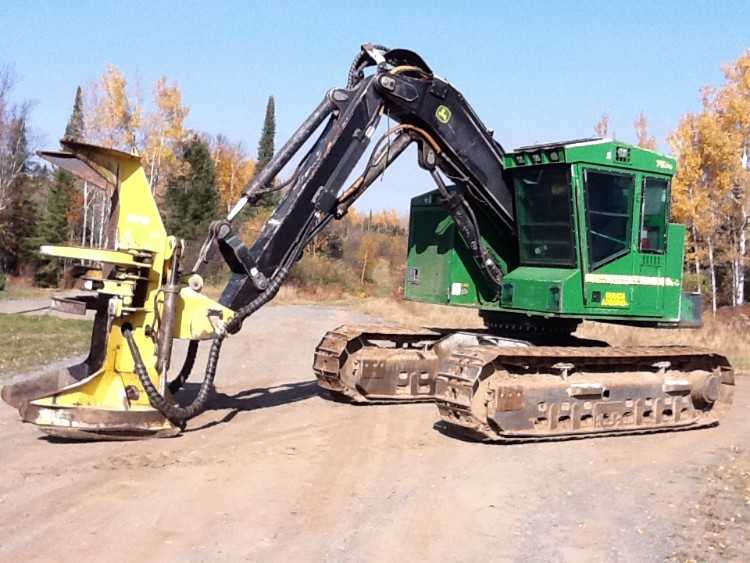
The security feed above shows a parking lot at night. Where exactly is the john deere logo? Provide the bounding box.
[435,105,452,124]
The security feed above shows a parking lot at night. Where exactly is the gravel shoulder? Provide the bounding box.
[1,304,748,562]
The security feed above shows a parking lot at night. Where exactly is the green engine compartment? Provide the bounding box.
[404,138,701,328]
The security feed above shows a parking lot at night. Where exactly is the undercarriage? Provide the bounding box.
[314,324,734,442]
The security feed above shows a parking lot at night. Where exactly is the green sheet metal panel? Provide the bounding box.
[405,138,691,327]
[405,193,452,304]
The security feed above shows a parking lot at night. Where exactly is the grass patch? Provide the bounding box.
[578,317,750,375]
[351,296,484,328]
[272,287,485,327]
[0,279,56,302]
[0,315,92,374]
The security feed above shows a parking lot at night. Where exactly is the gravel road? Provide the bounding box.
[1,304,748,562]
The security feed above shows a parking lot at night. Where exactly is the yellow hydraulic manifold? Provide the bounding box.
[1,140,233,439]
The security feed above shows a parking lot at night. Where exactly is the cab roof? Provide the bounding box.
[506,137,677,176]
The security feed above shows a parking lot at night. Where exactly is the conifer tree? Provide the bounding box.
[255,96,277,205]
[257,96,275,174]
[32,169,73,286]
[63,86,87,243]
[64,86,85,141]
[163,136,218,241]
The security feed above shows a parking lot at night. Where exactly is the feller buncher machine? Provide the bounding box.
[1,45,734,441]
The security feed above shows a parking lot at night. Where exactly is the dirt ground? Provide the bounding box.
[1,304,748,563]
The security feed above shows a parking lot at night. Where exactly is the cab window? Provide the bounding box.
[584,169,634,268]
[514,165,576,267]
[640,177,669,253]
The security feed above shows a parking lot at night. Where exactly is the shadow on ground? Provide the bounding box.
[185,380,321,431]
[30,380,323,442]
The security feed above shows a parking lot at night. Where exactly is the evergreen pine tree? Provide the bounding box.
[163,136,219,241]
[32,169,73,286]
[257,96,275,173]
[255,96,277,205]
[64,86,85,141]
[62,86,86,243]
[20,86,82,284]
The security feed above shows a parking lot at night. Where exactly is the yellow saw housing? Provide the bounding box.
[1,140,233,439]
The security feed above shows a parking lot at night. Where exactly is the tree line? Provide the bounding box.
[1,52,748,308]
[0,62,407,294]
[0,64,276,286]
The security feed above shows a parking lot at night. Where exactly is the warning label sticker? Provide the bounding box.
[602,291,629,307]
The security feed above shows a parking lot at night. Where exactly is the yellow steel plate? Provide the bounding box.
[40,245,151,267]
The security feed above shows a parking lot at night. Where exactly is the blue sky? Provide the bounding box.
[1,0,747,211]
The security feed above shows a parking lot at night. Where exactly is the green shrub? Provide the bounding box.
[0,273,5,291]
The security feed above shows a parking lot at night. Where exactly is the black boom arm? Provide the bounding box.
[209,45,515,313]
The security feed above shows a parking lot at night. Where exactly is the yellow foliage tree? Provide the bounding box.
[669,114,705,258]
[142,77,190,197]
[212,135,255,212]
[358,232,379,283]
[717,51,750,305]
[345,207,364,228]
[85,65,141,150]
[670,64,748,310]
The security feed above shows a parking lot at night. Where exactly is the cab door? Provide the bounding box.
[634,176,670,311]
[580,167,637,312]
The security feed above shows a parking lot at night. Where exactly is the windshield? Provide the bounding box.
[514,165,576,267]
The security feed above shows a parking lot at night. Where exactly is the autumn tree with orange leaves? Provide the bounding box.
[85,65,141,150]
[212,135,255,213]
[142,77,190,198]
[670,50,750,310]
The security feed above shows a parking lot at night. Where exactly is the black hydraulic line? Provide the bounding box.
[167,339,198,394]
[124,327,223,426]
[124,235,301,424]
[224,264,291,335]
[347,44,388,88]
[252,146,312,197]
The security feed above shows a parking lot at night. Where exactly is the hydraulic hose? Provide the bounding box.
[167,339,198,394]
[123,327,223,427]
[122,265,291,426]
[347,44,388,88]
[225,265,289,335]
